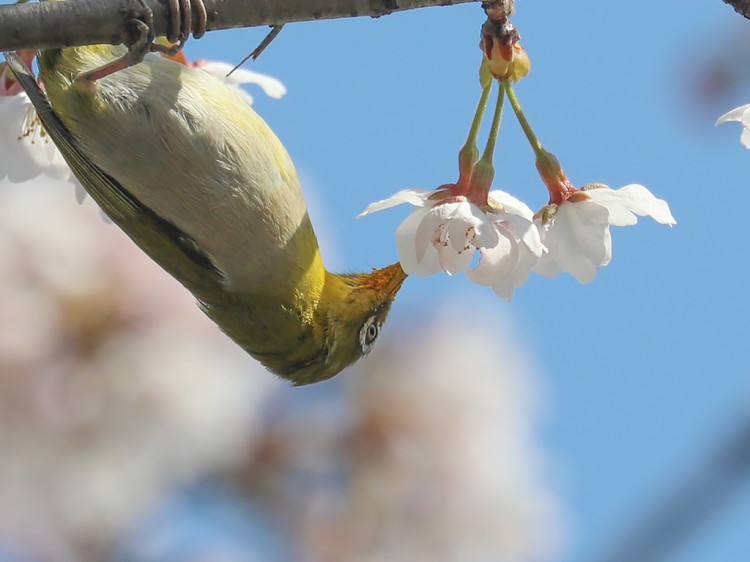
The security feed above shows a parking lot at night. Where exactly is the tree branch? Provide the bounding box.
[722,0,750,19]
[0,0,479,53]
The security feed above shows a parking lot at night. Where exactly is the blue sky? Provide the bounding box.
[184,2,750,560]
[3,0,750,560]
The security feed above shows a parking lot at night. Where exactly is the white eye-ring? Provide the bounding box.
[359,316,380,354]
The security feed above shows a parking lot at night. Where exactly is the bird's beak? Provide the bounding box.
[372,262,408,299]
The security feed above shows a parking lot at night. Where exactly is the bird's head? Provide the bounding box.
[282,262,408,385]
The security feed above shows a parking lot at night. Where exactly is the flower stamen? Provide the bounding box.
[18,106,44,144]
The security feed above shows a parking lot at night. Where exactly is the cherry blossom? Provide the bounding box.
[716,104,750,148]
[468,190,544,300]
[361,76,546,300]
[0,51,286,202]
[534,183,676,283]
[501,81,676,284]
[190,59,287,105]
[0,56,75,185]
[360,186,543,299]
[361,188,490,276]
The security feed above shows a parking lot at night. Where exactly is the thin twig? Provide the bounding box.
[226,24,284,77]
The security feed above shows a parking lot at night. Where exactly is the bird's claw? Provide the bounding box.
[74,0,207,84]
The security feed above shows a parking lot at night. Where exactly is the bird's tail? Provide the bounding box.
[4,52,51,118]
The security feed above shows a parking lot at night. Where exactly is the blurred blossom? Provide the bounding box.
[0,177,279,560]
[0,179,560,560]
[680,23,750,123]
[0,92,75,185]
[229,302,564,562]
[114,486,288,562]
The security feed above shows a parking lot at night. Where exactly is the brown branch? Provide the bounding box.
[0,0,480,53]
[722,0,750,19]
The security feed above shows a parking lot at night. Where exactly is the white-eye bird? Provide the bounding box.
[4,45,406,386]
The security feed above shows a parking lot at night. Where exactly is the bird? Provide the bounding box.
[3,43,406,386]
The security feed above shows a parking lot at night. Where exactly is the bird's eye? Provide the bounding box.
[359,316,380,354]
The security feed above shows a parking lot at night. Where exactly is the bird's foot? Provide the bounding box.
[75,0,207,84]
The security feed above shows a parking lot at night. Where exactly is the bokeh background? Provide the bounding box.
[1,1,749,561]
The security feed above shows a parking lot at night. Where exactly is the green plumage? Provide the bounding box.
[4,47,405,385]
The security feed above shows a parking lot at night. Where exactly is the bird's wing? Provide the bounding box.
[3,51,225,294]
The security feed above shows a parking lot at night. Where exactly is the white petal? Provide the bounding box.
[0,92,25,129]
[445,217,471,252]
[469,222,539,301]
[0,96,41,182]
[488,189,535,220]
[414,252,442,277]
[473,224,500,250]
[39,133,73,180]
[397,207,429,268]
[467,229,517,286]
[74,181,87,204]
[602,203,638,226]
[414,201,460,262]
[622,184,676,224]
[599,226,613,268]
[460,202,500,250]
[415,221,440,264]
[715,103,750,125]
[444,201,490,252]
[537,201,611,284]
[491,279,515,300]
[494,211,544,257]
[193,60,287,99]
[395,208,441,276]
[511,242,543,288]
[533,252,562,279]
[436,243,474,275]
[0,95,75,183]
[586,184,676,226]
[230,70,286,99]
[487,192,541,256]
[716,104,750,149]
[532,222,561,278]
[358,188,431,217]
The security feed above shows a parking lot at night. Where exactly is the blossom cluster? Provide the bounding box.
[361,180,675,300]
[361,14,675,300]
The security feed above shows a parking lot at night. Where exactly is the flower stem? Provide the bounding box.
[466,83,492,150]
[480,82,505,163]
[465,82,505,206]
[502,79,545,159]
[502,80,574,204]
[457,84,492,189]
